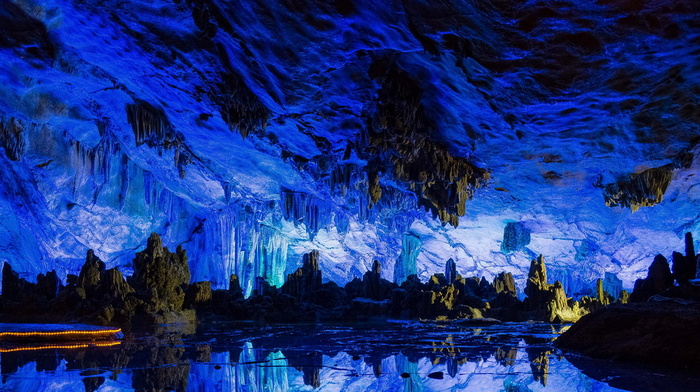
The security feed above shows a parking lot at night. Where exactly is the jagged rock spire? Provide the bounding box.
[685,232,695,258]
[130,232,190,311]
[372,260,381,275]
[525,254,548,298]
[493,272,516,296]
[282,250,322,300]
[78,249,106,290]
[445,258,457,284]
[630,254,673,302]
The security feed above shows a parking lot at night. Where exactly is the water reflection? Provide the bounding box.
[0,322,695,391]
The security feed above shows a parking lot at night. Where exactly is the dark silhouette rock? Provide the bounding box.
[630,254,673,302]
[686,232,695,258]
[556,303,700,372]
[185,282,212,308]
[77,249,105,292]
[1,262,31,303]
[282,250,322,300]
[313,281,347,309]
[671,233,697,285]
[361,260,395,300]
[228,274,243,297]
[36,270,60,300]
[98,268,134,300]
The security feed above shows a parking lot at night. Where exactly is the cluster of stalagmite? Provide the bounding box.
[1,233,208,325]
[6,233,697,327]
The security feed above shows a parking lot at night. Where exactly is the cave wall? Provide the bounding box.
[0,0,698,294]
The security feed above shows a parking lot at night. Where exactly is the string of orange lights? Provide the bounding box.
[0,328,122,339]
[0,341,121,353]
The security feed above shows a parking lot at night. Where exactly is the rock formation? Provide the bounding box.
[493,272,516,296]
[2,262,32,304]
[558,234,700,373]
[281,250,322,301]
[629,254,674,302]
[444,258,457,284]
[524,255,549,308]
[671,232,697,285]
[130,233,191,311]
[78,249,106,293]
[0,238,647,326]
[521,255,604,322]
[556,303,700,372]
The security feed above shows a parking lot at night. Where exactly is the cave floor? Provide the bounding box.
[0,321,697,391]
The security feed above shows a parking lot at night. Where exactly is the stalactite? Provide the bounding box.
[221,181,232,204]
[0,117,26,161]
[330,163,359,197]
[280,189,331,239]
[126,99,176,147]
[189,202,292,297]
[212,48,270,137]
[394,232,421,283]
[367,60,489,226]
[604,165,674,211]
[143,170,153,205]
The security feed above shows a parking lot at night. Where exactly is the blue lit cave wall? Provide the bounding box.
[0,0,698,297]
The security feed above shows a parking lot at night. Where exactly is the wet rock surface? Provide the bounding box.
[556,302,700,372]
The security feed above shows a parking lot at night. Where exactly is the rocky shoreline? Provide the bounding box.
[0,233,622,328]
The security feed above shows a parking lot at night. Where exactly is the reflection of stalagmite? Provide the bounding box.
[235,343,291,391]
[131,345,191,392]
[494,347,517,366]
[288,350,322,388]
[526,348,550,386]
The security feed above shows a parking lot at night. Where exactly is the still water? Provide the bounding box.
[0,321,696,391]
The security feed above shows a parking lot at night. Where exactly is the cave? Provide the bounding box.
[0,0,698,390]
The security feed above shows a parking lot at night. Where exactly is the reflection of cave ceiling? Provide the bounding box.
[0,0,698,294]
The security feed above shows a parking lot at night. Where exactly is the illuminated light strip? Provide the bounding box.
[0,341,121,353]
[0,328,122,339]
